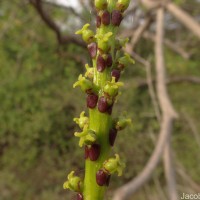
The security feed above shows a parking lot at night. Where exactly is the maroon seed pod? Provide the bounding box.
[98,96,109,113]
[111,69,121,82]
[109,128,117,146]
[77,193,84,200]
[85,146,89,159]
[106,54,113,67]
[87,42,97,59]
[111,10,123,26]
[88,144,100,161]
[87,93,98,109]
[97,55,106,72]
[96,169,109,186]
[101,10,110,26]
[96,15,101,28]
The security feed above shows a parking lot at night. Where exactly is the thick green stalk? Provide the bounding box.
[63,0,133,199]
[84,109,111,199]
[83,5,117,198]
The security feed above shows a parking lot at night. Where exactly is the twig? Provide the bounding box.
[166,2,200,39]
[145,62,161,121]
[126,43,161,121]
[143,31,191,59]
[176,160,200,192]
[128,76,200,89]
[130,17,152,49]
[153,176,168,200]
[182,113,200,149]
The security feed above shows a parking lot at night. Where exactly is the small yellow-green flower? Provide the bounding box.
[74,129,97,147]
[103,154,125,176]
[76,24,95,43]
[63,171,83,192]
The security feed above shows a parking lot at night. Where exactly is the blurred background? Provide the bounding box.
[0,0,200,199]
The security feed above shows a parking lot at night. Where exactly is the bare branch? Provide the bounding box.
[126,44,161,121]
[166,2,200,39]
[113,7,179,200]
[156,7,178,200]
[143,32,191,59]
[130,17,153,49]
[112,115,175,200]
[146,62,161,121]
[133,76,200,89]
[29,0,85,47]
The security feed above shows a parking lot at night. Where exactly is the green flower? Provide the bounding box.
[115,117,132,130]
[103,154,125,176]
[104,77,124,97]
[73,74,93,93]
[117,0,131,12]
[73,111,89,130]
[95,32,113,52]
[95,0,107,10]
[74,129,97,147]
[63,171,83,192]
[84,64,94,79]
[118,53,135,68]
[76,24,95,43]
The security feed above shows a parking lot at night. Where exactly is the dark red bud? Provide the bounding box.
[111,10,123,26]
[88,42,97,59]
[109,128,117,146]
[89,144,100,161]
[111,69,121,82]
[77,193,84,200]
[96,169,109,186]
[96,15,101,28]
[87,94,98,109]
[106,54,113,67]
[102,10,110,26]
[98,96,109,113]
[85,146,89,159]
[97,55,106,72]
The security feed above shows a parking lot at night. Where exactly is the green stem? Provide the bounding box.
[83,5,117,198]
[83,109,112,200]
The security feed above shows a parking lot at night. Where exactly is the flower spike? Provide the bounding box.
[65,0,133,198]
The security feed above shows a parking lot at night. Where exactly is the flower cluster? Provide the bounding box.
[63,0,133,199]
